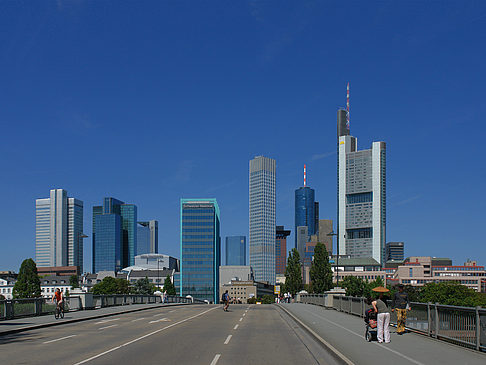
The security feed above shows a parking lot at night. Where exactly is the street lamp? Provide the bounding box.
[327,230,339,287]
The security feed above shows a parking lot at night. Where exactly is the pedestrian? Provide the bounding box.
[372,293,391,344]
[392,284,411,335]
[222,290,230,311]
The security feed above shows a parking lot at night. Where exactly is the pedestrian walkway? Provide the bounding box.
[0,302,196,336]
[281,303,485,365]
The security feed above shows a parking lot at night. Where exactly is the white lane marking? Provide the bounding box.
[73,307,218,365]
[95,318,120,324]
[43,335,77,344]
[224,335,232,345]
[99,324,118,330]
[302,308,425,365]
[242,313,246,316]
[233,324,239,330]
[154,313,167,317]
[131,318,145,322]
[210,354,221,365]
[239,317,243,322]
[149,318,170,323]
[169,310,176,313]
[245,310,248,313]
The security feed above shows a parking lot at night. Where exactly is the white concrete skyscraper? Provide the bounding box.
[35,189,84,270]
[337,105,386,264]
[249,156,276,285]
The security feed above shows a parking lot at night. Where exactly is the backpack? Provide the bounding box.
[221,293,227,302]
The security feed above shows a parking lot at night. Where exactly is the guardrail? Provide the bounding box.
[299,294,486,352]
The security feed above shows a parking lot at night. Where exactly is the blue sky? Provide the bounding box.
[1,1,485,272]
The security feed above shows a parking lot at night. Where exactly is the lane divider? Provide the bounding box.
[224,335,232,345]
[131,318,145,322]
[43,335,77,344]
[239,317,243,322]
[149,318,170,324]
[210,354,221,365]
[95,318,120,324]
[233,324,239,330]
[98,324,118,330]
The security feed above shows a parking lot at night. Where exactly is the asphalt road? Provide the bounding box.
[0,304,340,365]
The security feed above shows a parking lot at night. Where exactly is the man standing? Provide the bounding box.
[392,284,411,335]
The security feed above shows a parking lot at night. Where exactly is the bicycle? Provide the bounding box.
[54,301,64,319]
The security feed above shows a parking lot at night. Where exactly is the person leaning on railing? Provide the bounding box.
[392,284,411,335]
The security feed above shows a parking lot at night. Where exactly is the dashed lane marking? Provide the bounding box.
[98,324,118,330]
[239,317,243,322]
[149,318,171,323]
[233,324,239,330]
[131,318,145,322]
[43,335,77,344]
[210,354,221,365]
[224,335,232,344]
[95,318,120,324]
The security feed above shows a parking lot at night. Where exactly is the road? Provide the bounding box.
[0,304,339,365]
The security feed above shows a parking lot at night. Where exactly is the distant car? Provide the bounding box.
[204,300,209,304]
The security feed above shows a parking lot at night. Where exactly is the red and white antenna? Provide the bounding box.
[304,164,307,187]
[346,82,350,130]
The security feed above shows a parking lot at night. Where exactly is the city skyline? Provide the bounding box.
[1,2,485,272]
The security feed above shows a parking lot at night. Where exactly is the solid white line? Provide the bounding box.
[210,354,221,365]
[95,318,120,324]
[224,335,232,345]
[131,318,145,322]
[233,324,239,330]
[239,317,243,322]
[73,307,218,365]
[43,335,77,344]
[99,324,118,330]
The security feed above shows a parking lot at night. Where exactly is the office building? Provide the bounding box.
[295,166,319,248]
[92,198,137,273]
[137,220,158,255]
[276,226,291,275]
[180,199,221,303]
[318,219,333,255]
[225,236,246,266]
[337,88,386,264]
[249,156,276,285]
[296,226,308,262]
[219,266,253,285]
[35,189,84,271]
[385,241,404,261]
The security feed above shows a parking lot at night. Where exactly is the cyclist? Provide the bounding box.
[52,288,64,315]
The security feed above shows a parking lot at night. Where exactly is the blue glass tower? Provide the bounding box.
[225,236,246,266]
[180,199,221,303]
[295,186,316,248]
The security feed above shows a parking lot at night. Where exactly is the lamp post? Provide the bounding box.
[327,231,339,287]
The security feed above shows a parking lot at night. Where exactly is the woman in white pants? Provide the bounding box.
[372,294,391,343]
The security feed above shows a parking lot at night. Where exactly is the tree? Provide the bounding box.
[420,282,486,307]
[92,277,130,295]
[132,277,156,295]
[163,276,177,295]
[309,242,333,293]
[13,258,41,298]
[285,248,302,295]
[69,275,79,288]
[340,276,367,297]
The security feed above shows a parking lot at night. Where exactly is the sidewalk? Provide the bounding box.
[0,302,197,336]
[281,303,485,365]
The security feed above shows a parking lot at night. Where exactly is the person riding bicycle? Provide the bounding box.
[52,288,64,312]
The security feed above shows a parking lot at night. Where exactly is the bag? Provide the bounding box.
[221,294,226,302]
[369,319,377,329]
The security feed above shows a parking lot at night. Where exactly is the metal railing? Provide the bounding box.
[91,294,194,308]
[299,294,486,352]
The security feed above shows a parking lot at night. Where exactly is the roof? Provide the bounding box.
[330,257,381,266]
[127,269,173,278]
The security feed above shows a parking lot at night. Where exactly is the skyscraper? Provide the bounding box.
[385,242,404,261]
[92,197,137,273]
[276,226,291,275]
[337,86,386,264]
[249,156,276,285]
[225,236,246,266]
[137,220,158,255]
[35,189,84,271]
[180,199,221,303]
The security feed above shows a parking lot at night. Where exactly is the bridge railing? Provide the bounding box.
[91,294,194,308]
[299,294,486,352]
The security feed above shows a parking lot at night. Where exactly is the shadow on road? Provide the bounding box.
[0,332,37,345]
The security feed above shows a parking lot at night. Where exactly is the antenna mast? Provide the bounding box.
[346,82,350,130]
[304,164,306,187]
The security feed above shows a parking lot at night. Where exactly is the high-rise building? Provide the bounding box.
[318,219,333,255]
[296,226,309,261]
[92,197,137,273]
[295,166,319,249]
[337,87,386,264]
[385,242,404,261]
[225,236,246,266]
[137,220,158,255]
[180,199,221,303]
[35,189,84,271]
[249,156,276,285]
[276,226,291,275]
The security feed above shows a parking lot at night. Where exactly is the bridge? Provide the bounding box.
[0,298,485,364]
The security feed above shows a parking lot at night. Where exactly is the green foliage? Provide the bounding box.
[309,242,333,293]
[340,276,368,297]
[132,277,156,295]
[13,259,41,298]
[247,297,257,304]
[69,275,79,288]
[92,277,130,295]
[163,276,177,295]
[420,282,486,307]
[285,248,302,295]
[262,295,274,304]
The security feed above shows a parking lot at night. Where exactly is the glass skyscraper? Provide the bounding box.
[295,186,317,247]
[225,236,246,266]
[92,197,137,273]
[249,156,276,285]
[180,199,221,303]
[137,220,158,255]
[35,189,84,271]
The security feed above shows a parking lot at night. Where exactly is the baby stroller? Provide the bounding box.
[364,308,377,342]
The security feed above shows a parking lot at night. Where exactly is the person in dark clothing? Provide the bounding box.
[392,284,411,335]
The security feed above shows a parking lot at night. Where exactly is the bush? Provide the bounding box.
[247,297,257,304]
[262,295,274,304]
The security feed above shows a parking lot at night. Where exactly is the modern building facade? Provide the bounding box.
[92,197,137,273]
[35,189,84,271]
[180,199,221,303]
[249,156,276,285]
[137,220,158,255]
[337,104,386,264]
[225,236,246,266]
[296,226,308,262]
[295,186,317,247]
[276,226,291,275]
[385,241,404,261]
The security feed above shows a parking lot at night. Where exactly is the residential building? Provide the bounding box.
[35,189,84,271]
[92,197,137,273]
[137,220,158,255]
[249,156,276,285]
[276,226,290,275]
[225,236,246,266]
[337,100,386,264]
[180,199,221,303]
[385,242,404,261]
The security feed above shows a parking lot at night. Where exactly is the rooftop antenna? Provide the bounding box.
[346,82,350,130]
[304,164,306,187]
